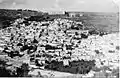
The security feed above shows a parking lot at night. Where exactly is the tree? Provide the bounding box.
[0,59,13,77]
[16,63,29,77]
[112,68,119,78]
[0,67,11,77]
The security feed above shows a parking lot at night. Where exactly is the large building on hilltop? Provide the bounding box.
[48,11,65,15]
[47,11,84,18]
[65,12,83,17]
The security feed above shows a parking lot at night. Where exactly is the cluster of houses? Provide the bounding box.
[0,18,119,77]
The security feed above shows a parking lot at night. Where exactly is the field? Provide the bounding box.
[63,12,119,33]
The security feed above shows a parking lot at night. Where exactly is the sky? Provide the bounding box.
[0,0,119,12]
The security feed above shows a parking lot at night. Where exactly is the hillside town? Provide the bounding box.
[0,17,119,78]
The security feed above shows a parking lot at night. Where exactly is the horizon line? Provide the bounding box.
[0,8,118,13]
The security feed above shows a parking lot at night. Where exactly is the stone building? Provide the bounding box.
[65,12,83,17]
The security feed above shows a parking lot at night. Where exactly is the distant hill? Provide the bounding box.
[0,9,44,17]
[0,9,45,29]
